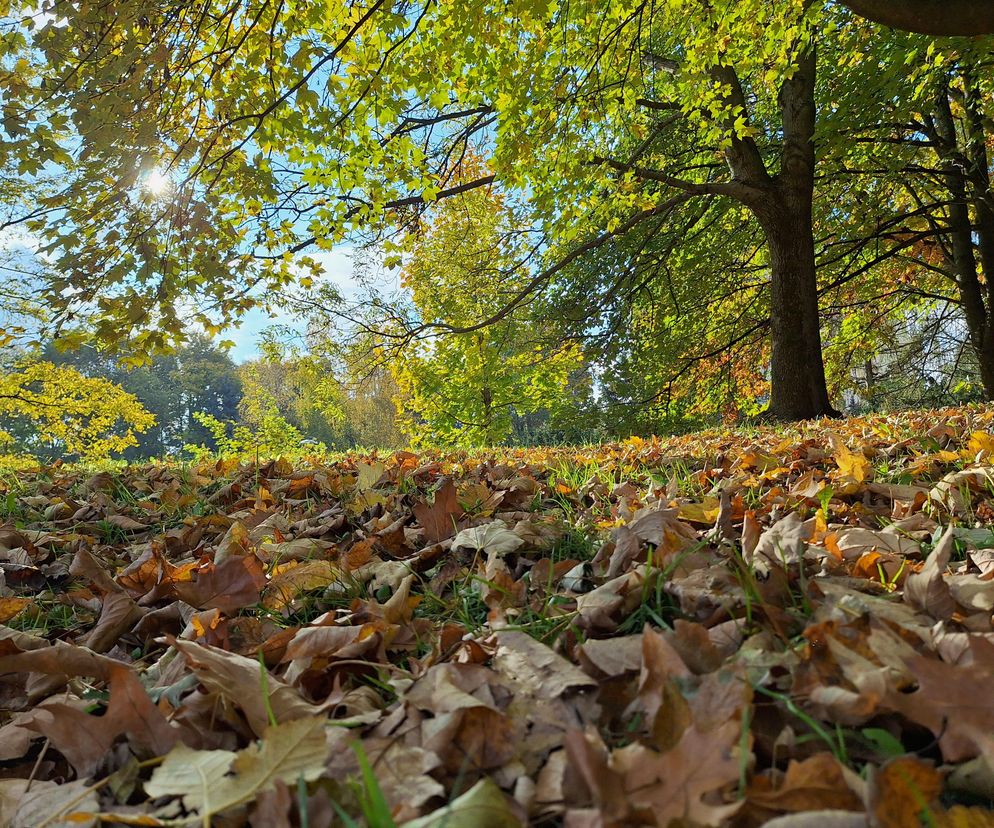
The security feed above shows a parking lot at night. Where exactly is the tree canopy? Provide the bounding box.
[1,0,993,426]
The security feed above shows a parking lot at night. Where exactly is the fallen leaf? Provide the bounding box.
[401,778,522,828]
[174,554,268,614]
[146,717,327,822]
[452,521,524,556]
[414,480,464,542]
[869,756,943,828]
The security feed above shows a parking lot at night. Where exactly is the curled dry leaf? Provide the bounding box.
[169,638,330,735]
[904,528,956,620]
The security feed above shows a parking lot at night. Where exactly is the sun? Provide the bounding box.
[142,168,173,197]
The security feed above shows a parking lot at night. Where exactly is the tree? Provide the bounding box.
[44,337,243,457]
[3,0,990,422]
[238,333,345,446]
[390,177,583,446]
[0,359,154,460]
[334,335,407,449]
[813,26,994,401]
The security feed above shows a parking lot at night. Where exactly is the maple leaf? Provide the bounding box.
[146,717,327,822]
[261,559,340,609]
[832,440,872,492]
[452,521,524,556]
[174,553,268,614]
[414,479,464,542]
[170,638,331,736]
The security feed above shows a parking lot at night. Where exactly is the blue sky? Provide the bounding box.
[0,226,365,363]
[222,246,360,362]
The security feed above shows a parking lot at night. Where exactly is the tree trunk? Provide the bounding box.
[933,79,994,398]
[481,384,494,443]
[759,202,838,419]
[752,45,837,420]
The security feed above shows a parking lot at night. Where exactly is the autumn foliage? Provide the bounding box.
[1,408,994,824]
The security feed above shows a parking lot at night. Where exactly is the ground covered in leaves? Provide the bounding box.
[5,409,994,826]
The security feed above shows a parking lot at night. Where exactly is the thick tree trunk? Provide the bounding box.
[758,202,838,419]
[753,46,837,420]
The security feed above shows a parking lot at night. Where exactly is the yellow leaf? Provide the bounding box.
[146,718,327,821]
[262,560,340,609]
[966,431,994,459]
[834,443,871,490]
[677,497,720,524]
[0,598,30,623]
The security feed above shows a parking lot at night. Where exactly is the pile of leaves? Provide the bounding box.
[4,407,994,826]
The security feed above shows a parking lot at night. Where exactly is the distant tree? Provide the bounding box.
[389,176,583,447]
[335,338,407,449]
[0,357,154,460]
[172,337,244,448]
[237,333,345,447]
[43,337,242,457]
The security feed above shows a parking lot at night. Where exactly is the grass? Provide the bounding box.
[8,594,94,636]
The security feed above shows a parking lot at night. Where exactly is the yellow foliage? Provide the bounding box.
[0,361,155,460]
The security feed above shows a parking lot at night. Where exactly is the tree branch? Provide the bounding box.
[838,0,994,36]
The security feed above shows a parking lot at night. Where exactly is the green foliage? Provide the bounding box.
[238,333,345,447]
[389,177,584,446]
[42,337,243,458]
[1,0,994,426]
[185,410,310,460]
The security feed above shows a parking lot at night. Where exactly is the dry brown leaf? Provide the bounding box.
[262,559,339,609]
[868,756,943,828]
[414,479,464,542]
[0,778,99,827]
[747,752,863,816]
[174,553,268,614]
[904,528,956,620]
[170,638,329,735]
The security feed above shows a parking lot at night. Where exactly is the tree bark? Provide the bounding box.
[839,0,994,36]
[932,78,994,397]
[751,46,838,420]
[630,44,838,419]
[758,203,838,419]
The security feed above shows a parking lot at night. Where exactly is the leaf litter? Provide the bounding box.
[2,408,994,825]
